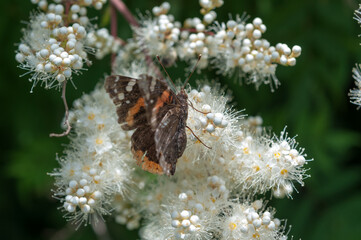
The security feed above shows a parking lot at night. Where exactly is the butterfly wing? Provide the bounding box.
[154,107,187,176]
[136,75,176,129]
[131,125,164,175]
[105,74,175,130]
[105,75,147,130]
[106,74,180,175]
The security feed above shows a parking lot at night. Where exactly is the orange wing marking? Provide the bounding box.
[126,97,145,126]
[132,149,164,174]
[153,90,171,114]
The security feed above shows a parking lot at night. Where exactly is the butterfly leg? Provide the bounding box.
[186,126,212,149]
[187,100,209,114]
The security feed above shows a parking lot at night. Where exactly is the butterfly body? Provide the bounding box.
[105,74,188,176]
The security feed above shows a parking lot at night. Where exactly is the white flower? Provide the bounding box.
[113,194,142,230]
[16,1,108,91]
[349,65,361,108]
[212,16,301,90]
[222,200,287,240]
[140,176,228,240]
[86,28,121,59]
[51,85,134,224]
[135,8,180,66]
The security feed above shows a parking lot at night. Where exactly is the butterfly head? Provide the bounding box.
[177,89,188,106]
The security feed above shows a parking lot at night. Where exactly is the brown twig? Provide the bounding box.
[110,1,118,71]
[110,0,164,79]
[50,80,72,137]
[110,0,139,27]
[49,0,72,138]
[63,0,71,26]
[92,220,112,240]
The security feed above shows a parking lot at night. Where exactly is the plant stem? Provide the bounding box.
[110,1,118,71]
[50,80,72,137]
[92,220,112,240]
[49,0,72,138]
[110,0,139,27]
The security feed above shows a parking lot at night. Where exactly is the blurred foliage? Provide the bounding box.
[1,0,361,239]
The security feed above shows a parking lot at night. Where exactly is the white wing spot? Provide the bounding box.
[126,100,130,104]
[114,88,118,93]
[115,76,119,82]
[118,93,124,100]
[128,79,136,86]
[126,85,133,92]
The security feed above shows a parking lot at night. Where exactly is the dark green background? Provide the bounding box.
[1,0,361,239]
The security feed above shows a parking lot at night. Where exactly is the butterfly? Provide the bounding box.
[105,71,189,176]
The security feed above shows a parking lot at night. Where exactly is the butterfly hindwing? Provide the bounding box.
[131,125,164,174]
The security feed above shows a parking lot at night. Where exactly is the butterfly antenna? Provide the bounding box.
[156,55,176,89]
[183,54,202,89]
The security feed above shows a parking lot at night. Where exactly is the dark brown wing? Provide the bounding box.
[105,75,175,130]
[105,74,184,176]
[136,75,176,129]
[105,75,147,130]
[154,108,187,176]
[131,125,163,175]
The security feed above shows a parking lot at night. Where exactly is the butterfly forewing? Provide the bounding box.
[105,75,147,130]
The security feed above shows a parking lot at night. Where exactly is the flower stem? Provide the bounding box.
[49,80,72,137]
[110,0,163,79]
[92,220,112,240]
[110,1,118,71]
[110,0,139,27]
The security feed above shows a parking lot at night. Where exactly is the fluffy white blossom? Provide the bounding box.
[135,4,181,67]
[86,28,121,59]
[222,200,287,240]
[51,84,134,224]
[50,59,309,234]
[350,5,361,108]
[212,17,301,89]
[349,65,361,108]
[16,0,109,91]
[132,1,301,88]
[15,0,310,238]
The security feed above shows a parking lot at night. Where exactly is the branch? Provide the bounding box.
[50,80,72,137]
[110,1,118,71]
[110,0,163,79]
[92,220,112,240]
[110,0,139,27]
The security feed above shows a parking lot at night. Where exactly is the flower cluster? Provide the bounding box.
[349,65,361,108]
[86,28,121,59]
[50,59,309,238]
[132,1,301,89]
[13,0,309,238]
[51,84,134,223]
[350,5,361,108]
[15,0,117,91]
[222,200,286,240]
